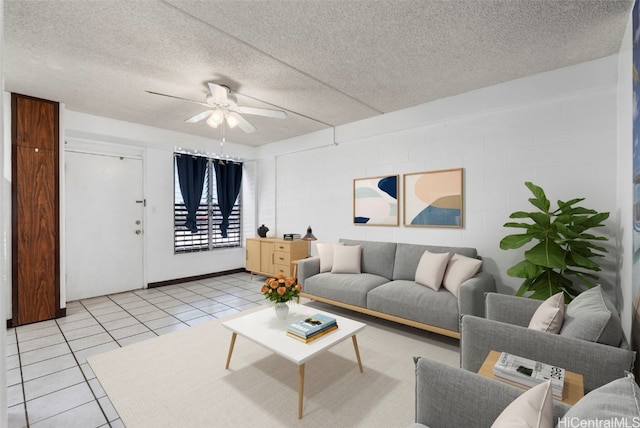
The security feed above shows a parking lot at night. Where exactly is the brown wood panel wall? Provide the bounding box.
[15,96,57,150]
[11,93,60,326]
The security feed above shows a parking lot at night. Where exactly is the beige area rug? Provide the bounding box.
[88,302,459,428]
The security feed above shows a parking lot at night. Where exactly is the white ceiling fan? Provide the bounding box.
[146,82,287,134]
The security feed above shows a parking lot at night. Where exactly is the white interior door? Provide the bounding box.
[65,150,144,301]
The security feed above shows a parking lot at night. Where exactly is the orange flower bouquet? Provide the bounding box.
[261,274,302,304]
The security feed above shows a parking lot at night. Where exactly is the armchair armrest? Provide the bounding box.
[486,293,542,327]
[458,272,496,319]
[412,357,569,427]
[461,315,636,393]
[297,257,320,285]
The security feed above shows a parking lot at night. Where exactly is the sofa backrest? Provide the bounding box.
[393,243,478,281]
[339,239,397,280]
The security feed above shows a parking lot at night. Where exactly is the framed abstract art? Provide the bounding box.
[353,175,399,226]
[403,168,463,228]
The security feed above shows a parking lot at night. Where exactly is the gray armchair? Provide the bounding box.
[411,357,570,428]
[460,292,635,393]
[412,356,640,428]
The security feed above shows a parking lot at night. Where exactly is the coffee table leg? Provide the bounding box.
[298,364,305,419]
[225,333,237,369]
[352,335,363,373]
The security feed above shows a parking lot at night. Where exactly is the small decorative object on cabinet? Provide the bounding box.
[245,238,308,279]
[302,226,317,241]
[301,225,317,256]
[257,224,269,238]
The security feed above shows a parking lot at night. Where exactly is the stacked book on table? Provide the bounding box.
[492,352,565,399]
[286,313,338,343]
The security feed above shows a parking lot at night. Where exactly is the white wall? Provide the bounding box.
[2,106,258,314]
[64,111,255,286]
[1,50,630,319]
[259,56,623,301]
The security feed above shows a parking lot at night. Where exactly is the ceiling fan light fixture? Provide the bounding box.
[148,82,286,134]
[226,112,241,129]
[206,109,224,128]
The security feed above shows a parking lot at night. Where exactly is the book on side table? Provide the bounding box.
[492,352,565,399]
[478,350,584,405]
[287,313,338,343]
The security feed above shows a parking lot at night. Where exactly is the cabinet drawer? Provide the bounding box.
[274,264,291,276]
[274,251,291,265]
[274,242,291,253]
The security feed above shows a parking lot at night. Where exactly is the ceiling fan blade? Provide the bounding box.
[235,105,287,119]
[185,110,213,123]
[145,90,210,108]
[230,113,256,134]
[208,83,229,104]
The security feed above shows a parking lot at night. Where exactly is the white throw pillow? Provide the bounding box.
[331,245,361,274]
[317,243,343,273]
[442,254,482,297]
[528,292,565,333]
[491,380,553,428]
[415,251,451,291]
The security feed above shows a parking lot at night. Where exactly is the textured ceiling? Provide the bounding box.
[3,0,633,147]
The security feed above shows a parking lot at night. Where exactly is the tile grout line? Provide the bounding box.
[58,301,113,427]
[11,327,30,428]
[19,320,89,427]
[7,273,262,428]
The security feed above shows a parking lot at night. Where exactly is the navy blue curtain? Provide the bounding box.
[213,161,242,238]
[176,154,208,233]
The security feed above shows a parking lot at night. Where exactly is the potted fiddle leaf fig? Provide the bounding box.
[500,182,610,302]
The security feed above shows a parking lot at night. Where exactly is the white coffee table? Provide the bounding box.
[222,305,366,419]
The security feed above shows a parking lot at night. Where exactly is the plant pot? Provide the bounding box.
[274,302,289,320]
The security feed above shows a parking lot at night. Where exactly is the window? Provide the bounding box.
[174,153,242,253]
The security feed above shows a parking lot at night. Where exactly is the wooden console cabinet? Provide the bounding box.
[246,238,308,278]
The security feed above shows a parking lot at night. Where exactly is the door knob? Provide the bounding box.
[135,230,142,235]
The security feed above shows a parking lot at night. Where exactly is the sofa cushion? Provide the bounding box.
[393,243,478,281]
[303,272,388,308]
[561,374,640,423]
[559,285,621,346]
[491,380,553,428]
[317,242,342,273]
[415,250,451,291]
[331,244,361,274]
[367,280,460,332]
[339,239,397,279]
[442,254,482,297]
[528,292,564,334]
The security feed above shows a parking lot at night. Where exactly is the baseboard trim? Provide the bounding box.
[147,268,247,288]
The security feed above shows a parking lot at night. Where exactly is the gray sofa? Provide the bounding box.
[297,239,496,339]
[411,356,640,428]
[461,292,636,393]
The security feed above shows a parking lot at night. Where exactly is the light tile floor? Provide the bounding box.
[6,272,267,427]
